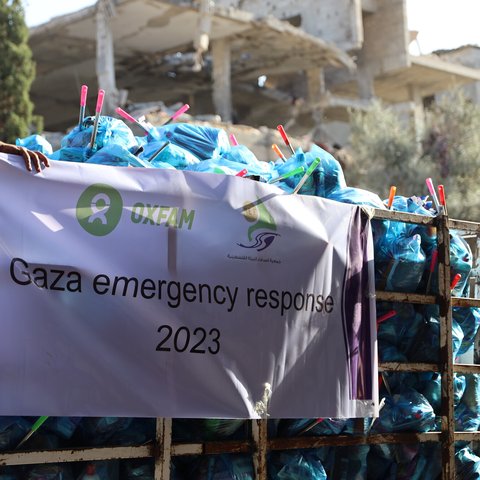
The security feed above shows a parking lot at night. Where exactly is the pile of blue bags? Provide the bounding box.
[6,116,479,479]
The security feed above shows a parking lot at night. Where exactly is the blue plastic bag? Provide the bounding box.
[193,454,254,479]
[51,116,140,164]
[390,195,436,245]
[450,233,473,296]
[44,417,81,440]
[268,450,327,480]
[49,147,87,163]
[325,445,370,480]
[273,146,346,196]
[277,418,346,437]
[86,144,153,168]
[0,467,19,480]
[270,152,309,193]
[62,116,137,152]
[0,417,31,451]
[376,303,424,362]
[173,419,245,442]
[455,374,480,432]
[396,443,441,480]
[185,159,241,176]
[406,305,463,363]
[25,465,73,480]
[140,141,200,169]
[220,145,273,178]
[419,232,472,296]
[151,123,230,160]
[308,144,346,197]
[105,418,155,446]
[16,134,53,155]
[373,390,436,433]
[374,233,426,292]
[454,307,480,355]
[201,419,246,440]
[78,417,133,446]
[328,186,386,208]
[456,447,480,479]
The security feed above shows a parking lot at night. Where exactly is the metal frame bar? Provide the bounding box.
[437,213,455,478]
[155,418,172,480]
[252,419,268,480]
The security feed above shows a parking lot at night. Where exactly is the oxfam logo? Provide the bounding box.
[76,184,123,236]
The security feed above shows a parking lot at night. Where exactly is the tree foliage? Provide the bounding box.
[347,92,480,220]
[0,0,37,142]
[421,91,480,220]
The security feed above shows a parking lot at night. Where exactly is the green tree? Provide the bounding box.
[347,100,429,200]
[421,91,480,220]
[347,94,480,220]
[0,0,37,142]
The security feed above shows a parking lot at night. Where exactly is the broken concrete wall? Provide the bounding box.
[438,46,480,69]
[214,0,363,50]
[360,0,410,76]
[436,47,480,105]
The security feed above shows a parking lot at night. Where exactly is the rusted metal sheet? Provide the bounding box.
[203,440,251,455]
[379,362,439,372]
[203,440,252,455]
[453,364,480,374]
[372,209,437,225]
[452,297,480,308]
[453,432,480,441]
[268,432,442,450]
[0,445,153,466]
[375,291,437,304]
[448,218,480,234]
[171,440,252,456]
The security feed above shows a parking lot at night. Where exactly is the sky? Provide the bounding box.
[24,0,96,27]
[406,0,480,54]
[23,0,480,55]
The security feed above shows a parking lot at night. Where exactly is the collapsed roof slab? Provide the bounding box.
[227,15,354,81]
[331,54,480,104]
[29,0,353,130]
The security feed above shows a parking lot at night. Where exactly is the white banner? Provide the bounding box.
[0,154,377,419]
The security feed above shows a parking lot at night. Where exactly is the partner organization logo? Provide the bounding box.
[238,199,280,252]
[76,184,123,236]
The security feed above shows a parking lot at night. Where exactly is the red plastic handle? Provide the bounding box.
[277,124,290,145]
[430,250,438,273]
[450,273,462,291]
[171,104,190,121]
[95,89,105,113]
[236,168,248,177]
[80,85,88,106]
[438,184,447,207]
[116,107,137,124]
[376,310,397,325]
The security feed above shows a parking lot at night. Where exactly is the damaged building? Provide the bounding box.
[29,0,480,146]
